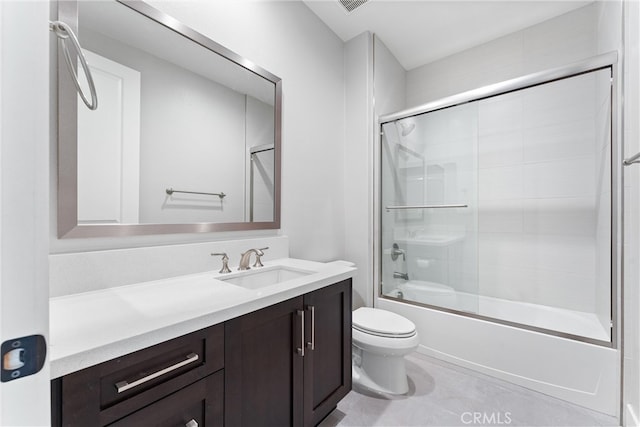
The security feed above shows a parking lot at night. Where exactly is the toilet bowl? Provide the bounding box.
[352,307,419,395]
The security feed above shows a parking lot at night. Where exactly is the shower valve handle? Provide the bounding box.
[391,243,406,261]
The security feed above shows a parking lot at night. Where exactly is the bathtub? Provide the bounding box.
[378,283,619,416]
[388,281,610,342]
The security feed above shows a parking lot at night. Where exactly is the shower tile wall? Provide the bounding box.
[402,2,616,332]
[477,71,610,317]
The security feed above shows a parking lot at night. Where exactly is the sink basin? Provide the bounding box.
[219,266,313,290]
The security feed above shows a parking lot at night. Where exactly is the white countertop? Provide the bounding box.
[49,258,356,379]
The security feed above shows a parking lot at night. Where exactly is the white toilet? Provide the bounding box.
[352,307,419,395]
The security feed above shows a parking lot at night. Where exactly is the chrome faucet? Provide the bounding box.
[393,271,409,280]
[238,247,269,270]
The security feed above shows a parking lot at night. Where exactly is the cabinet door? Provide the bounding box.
[303,279,352,426]
[225,297,304,426]
[108,371,223,427]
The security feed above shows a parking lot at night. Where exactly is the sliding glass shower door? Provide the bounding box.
[380,103,479,313]
[380,67,613,343]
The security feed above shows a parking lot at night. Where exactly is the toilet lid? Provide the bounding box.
[352,307,416,338]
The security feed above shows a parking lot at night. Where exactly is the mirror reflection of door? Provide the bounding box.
[77,50,141,225]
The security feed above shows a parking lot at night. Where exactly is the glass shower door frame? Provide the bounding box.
[374,51,621,348]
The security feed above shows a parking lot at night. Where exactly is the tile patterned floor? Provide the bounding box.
[319,352,619,427]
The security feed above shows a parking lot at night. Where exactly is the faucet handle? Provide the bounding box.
[391,243,406,261]
[211,252,232,274]
[253,247,269,268]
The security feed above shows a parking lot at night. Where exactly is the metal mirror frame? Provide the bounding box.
[56,0,282,238]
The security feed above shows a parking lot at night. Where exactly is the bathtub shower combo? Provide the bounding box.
[376,53,620,413]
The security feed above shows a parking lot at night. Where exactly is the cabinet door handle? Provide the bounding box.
[185,419,198,427]
[306,305,315,350]
[296,309,305,357]
[115,353,199,394]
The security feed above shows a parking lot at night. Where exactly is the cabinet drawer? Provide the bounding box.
[57,324,223,426]
[107,370,223,427]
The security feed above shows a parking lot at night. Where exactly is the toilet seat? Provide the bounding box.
[352,307,416,338]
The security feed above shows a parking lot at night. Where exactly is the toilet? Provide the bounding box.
[352,307,419,395]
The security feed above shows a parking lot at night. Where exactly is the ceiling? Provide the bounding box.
[302,0,592,70]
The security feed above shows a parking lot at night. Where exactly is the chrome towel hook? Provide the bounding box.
[49,20,98,111]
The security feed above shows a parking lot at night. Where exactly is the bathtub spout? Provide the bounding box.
[393,271,409,280]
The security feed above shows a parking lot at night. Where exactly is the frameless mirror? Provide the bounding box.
[56,0,281,238]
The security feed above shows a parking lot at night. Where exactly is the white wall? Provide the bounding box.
[622,0,640,424]
[147,0,346,262]
[344,32,374,309]
[0,1,50,424]
[374,37,406,117]
[156,0,345,259]
[50,1,347,268]
[406,4,599,108]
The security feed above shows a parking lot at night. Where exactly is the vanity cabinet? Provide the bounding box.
[225,296,305,426]
[51,324,224,426]
[302,279,352,426]
[225,279,352,427]
[51,279,352,427]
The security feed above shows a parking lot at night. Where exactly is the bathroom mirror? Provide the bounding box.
[56,0,281,238]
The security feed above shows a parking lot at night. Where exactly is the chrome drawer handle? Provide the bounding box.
[115,353,199,394]
[185,419,198,427]
[296,310,305,357]
[306,305,315,350]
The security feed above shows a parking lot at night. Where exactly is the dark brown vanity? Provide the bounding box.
[51,279,352,427]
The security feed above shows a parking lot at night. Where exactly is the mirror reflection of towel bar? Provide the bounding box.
[385,204,468,210]
[166,188,226,199]
[624,152,640,166]
[250,144,275,155]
